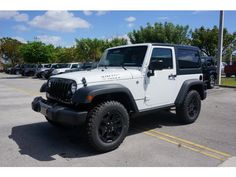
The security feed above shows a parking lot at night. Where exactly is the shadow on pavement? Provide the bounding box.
[9,110,184,161]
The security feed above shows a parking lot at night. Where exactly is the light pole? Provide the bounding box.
[216,11,224,86]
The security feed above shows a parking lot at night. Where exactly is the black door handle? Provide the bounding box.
[168,74,177,79]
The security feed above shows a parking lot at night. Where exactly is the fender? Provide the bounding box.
[209,70,217,77]
[175,79,206,106]
[72,84,139,112]
[40,82,47,92]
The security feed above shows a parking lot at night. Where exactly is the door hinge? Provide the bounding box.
[144,96,150,101]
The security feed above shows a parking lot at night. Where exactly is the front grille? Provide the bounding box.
[47,78,74,103]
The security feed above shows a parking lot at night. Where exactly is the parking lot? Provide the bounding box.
[0,72,236,167]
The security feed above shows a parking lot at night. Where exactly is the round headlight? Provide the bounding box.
[71,82,77,94]
[48,80,52,87]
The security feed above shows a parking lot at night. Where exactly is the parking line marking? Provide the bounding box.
[148,129,231,157]
[143,131,225,161]
[138,127,232,161]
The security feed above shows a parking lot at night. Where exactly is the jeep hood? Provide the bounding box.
[51,68,142,85]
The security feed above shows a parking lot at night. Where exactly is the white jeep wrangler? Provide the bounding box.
[32,43,207,152]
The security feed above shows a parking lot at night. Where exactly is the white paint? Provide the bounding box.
[219,156,236,167]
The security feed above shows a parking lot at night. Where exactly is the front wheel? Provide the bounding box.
[87,101,129,152]
[176,90,201,124]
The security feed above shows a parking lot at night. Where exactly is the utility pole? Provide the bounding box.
[230,51,233,65]
[216,11,224,86]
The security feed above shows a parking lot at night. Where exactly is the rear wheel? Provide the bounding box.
[207,74,215,89]
[87,101,129,152]
[176,90,201,124]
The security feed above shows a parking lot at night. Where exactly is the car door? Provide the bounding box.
[144,46,177,107]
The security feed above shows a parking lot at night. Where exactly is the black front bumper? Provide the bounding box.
[32,97,87,125]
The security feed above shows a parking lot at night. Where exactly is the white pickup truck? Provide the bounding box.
[51,63,79,75]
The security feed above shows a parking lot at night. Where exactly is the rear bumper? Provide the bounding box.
[32,97,87,125]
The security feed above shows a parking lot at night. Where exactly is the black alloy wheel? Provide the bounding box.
[98,110,123,143]
[176,90,201,124]
[87,101,129,152]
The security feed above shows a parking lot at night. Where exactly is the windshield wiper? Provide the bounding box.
[99,64,108,69]
[121,64,127,70]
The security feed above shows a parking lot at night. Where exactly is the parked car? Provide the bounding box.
[64,62,98,73]
[201,56,217,89]
[224,62,236,77]
[5,67,13,74]
[221,62,227,74]
[51,63,79,76]
[42,63,78,79]
[5,64,26,75]
[35,63,52,78]
[32,43,206,152]
[11,64,28,75]
[21,64,38,76]
[41,63,58,79]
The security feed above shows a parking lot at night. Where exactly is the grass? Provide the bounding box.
[221,77,236,87]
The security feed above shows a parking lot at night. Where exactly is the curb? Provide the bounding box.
[218,156,236,167]
[219,85,236,88]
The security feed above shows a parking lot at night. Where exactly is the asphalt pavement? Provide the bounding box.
[0,72,236,166]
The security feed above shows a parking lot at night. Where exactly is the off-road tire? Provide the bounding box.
[207,74,215,89]
[176,90,201,124]
[87,101,129,152]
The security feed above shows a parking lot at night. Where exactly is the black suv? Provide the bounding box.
[11,64,25,75]
[201,56,217,89]
[21,64,38,76]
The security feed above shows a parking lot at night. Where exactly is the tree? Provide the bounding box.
[0,37,23,65]
[128,22,190,44]
[55,47,78,63]
[191,26,236,57]
[75,38,128,62]
[19,41,55,63]
[75,38,104,61]
[103,38,128,50]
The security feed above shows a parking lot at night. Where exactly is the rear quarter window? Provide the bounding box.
[177,49,201,69]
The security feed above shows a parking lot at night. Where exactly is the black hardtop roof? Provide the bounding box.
[151,43,199,50]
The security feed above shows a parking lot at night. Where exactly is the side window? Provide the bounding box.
[71,64,78,69]
[151,48,173,69]
[178,49,201,69]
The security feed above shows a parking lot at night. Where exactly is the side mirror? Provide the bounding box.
[149,59,164,70]
[147,59,164,77]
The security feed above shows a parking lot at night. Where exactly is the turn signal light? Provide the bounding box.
[87,95,94,102]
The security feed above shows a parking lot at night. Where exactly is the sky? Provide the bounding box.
[0,10,236,47]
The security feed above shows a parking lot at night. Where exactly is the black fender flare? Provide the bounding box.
[175,79,206,106]
[72,84,139,112]
[40,82,47,92]
[209,70,217,78]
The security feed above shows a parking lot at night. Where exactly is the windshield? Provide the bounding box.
[43,64,51,68]
[98,46,148,67]
[52,63,70,69]
[58,64,70,68]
